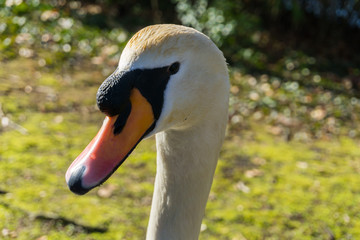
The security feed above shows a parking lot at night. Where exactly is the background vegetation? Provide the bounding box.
[1,0,360,239]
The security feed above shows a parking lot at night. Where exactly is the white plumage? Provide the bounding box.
[126,25,230,240]
[66,24,229,240]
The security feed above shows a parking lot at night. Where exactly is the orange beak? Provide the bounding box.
[66,88,154,194]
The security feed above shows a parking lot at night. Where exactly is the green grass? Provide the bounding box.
[1,59,360,239]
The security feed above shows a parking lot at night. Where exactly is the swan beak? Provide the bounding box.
[66,88,154,195]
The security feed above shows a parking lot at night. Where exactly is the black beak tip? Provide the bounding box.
[67,165,91,195]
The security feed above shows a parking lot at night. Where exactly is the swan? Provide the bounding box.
[66,24,229,240]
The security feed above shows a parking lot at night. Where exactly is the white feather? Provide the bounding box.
[120,24,229,240]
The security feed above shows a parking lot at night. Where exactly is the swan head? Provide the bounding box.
[66,24,229,195]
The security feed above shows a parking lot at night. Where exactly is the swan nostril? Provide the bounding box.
[67,165,90,195]
[113,102,132,135]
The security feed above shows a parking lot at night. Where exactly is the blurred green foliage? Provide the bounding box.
[1,0,360,239]
[0,0,128,72]
[1,59,360,239]
[1,0,359,77]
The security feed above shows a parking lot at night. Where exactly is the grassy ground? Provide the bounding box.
[1,58,360,240]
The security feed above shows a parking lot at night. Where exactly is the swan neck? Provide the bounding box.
[146,121,225,240]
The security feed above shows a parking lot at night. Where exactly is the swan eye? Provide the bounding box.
[168,62,180,75]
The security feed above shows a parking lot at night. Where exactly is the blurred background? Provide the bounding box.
[1,0,360,239]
